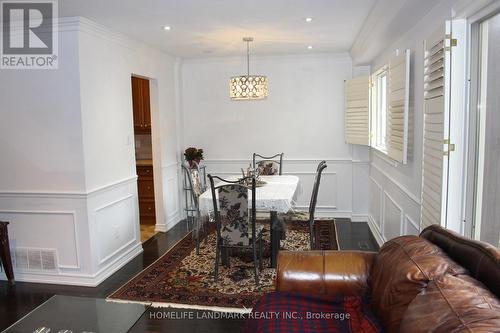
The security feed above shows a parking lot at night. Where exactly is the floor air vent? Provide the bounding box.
[14,247,58,272]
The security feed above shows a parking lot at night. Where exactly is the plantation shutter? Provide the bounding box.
[420,25,451,230]
[387,50,411,164]
[345,76,370,145]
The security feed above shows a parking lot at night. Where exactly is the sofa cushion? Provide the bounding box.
[244,292,383,333]
[369,236,467,333]
[400,274,500,332]
[421,224,500,297]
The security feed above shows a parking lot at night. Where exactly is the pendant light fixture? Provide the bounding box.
[230,37,268,100]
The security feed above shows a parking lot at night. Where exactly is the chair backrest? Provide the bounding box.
[309,161,327,218]
[182,164,203,210]
[208,174,256,246]
[253,153,284,175]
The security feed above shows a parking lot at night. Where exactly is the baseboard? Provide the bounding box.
[0,243,143,287]
[351,214,369,222]
[156,214,181,232]
[367,215,385,246]
[93,242,143,286]
[315,210,370,221]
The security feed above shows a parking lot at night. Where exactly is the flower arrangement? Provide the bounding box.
[184,147,204,168]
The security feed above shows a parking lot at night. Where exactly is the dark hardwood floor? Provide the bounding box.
[335,218,379,251]
[0,219,379,332]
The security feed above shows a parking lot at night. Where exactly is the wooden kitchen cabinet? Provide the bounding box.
[131,76,151,134]
[136,165,155,224]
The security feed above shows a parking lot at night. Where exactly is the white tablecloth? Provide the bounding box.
[199,175,302,215]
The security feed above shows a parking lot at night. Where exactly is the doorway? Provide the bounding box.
[466,11,500,247]
[131,76,158,242]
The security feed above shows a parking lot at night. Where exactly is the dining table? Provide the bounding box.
[198,175,302,268]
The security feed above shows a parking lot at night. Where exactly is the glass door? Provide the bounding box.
[468,12,500,247]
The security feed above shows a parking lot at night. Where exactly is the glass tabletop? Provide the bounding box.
[3,295,147,333]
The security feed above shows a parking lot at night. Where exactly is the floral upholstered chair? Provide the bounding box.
[280,161,327,249]
[208,175,264,285]
[252,153,284,175]
[219,185,250,244]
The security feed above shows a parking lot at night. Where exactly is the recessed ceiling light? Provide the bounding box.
[305,17,313,22]
[163,26,171,31]
[307,45,313,50]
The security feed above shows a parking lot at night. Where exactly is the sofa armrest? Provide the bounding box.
[276,250,376,297]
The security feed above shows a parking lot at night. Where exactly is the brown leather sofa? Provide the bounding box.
[275,225,500,332]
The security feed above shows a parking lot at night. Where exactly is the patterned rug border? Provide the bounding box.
[107,230,194,300]
[333,219,340,250]
[106,298,253,314]
[107,219,339,312]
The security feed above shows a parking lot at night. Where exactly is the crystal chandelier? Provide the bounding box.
[230,37,268,100]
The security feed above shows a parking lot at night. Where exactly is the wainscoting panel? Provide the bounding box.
[405,215,420,235]
[0,192,94,284]
[0,210,79,270]
[160,162,181,232]
[383,192,404,241]
[368,162,422,244]
[369,178,383,232]
[87,177,142,279]
[94,195,136,265]
[293,172,338,211]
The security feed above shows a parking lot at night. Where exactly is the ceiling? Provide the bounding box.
[59,0,377,58]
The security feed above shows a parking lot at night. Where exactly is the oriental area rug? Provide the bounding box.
[108,219,339,312]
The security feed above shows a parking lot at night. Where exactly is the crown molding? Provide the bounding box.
[57,16,176,61]
[350,0,442,65]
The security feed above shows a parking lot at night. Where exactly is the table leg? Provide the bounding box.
[270,211,280,268]
[221,247,230,267]
[0,222,14,285]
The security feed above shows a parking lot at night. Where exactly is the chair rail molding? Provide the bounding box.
[370,162,421,205]
[0,175,138,198]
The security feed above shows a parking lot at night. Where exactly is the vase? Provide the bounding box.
[188,159,201,169]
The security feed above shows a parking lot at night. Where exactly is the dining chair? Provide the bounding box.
[252,153,284,175]
[208,174,264,286]
[280,161,327,249]
[182,164,205,254]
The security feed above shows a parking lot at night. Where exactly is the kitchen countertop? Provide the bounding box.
[136,159,153,166]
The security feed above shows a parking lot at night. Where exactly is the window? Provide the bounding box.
[344,50,409,164]
[371,67,388,152]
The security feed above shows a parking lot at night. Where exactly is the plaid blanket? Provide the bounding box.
[243,292,383,333]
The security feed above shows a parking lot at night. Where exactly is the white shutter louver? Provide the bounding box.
[387,50,411,164]
[345,76,370,145]
[421,26,450,230]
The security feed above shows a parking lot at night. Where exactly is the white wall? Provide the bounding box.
[0,17,181,285]
[363,0,474,244]
[180,54,370,218]
[0,29,85,193]
[78,18,181,233]
[0,27,96,284]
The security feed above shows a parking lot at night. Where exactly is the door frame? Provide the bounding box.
[462,3,500,239]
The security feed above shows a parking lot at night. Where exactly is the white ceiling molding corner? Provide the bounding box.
[349,0,442,66]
